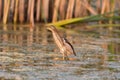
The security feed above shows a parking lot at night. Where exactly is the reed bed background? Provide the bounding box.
[0,0,120,26]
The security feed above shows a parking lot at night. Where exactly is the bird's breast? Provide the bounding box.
[60,47,66,53]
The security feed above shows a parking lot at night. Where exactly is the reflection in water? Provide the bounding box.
[0,25,119,80]
[2,25,8,52]
[0,25,119,55]
[0,25,49,53]
[18,27,23,47]
[27,27,33,51]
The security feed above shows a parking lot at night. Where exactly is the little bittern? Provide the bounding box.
[47,25,76,60]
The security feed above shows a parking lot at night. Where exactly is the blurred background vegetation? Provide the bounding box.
[0,0,119,27]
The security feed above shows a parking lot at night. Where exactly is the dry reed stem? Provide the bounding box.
[106,0,110,13]
[74,0,81,17]
[81,0,97,15]
[99,0,108,24]
[3,0,10,24]
[109,0,115,24]
[14,0,18,23]
[79,1,88,17]
[0,0,118,24]
[42,0,49,21]
[116,0,120,10]
[36,0,41,21]
[101,0,107,14]
[3,0,7,23]
[0,0,2,20]
[96,0,101,13]
[10,0,15,20]
[30,0,34,27]
[52,0,60,22]
[110,0,115,13]
[27,0,31,21]
[10,0,15,12]
[19,0,24,23]
[9,0,15,22]
[59,0,67,20]
[66,0,75,19]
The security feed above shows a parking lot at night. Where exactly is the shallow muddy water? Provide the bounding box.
[0,24,119,80]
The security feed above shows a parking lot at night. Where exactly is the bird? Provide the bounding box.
[47,25,76,60]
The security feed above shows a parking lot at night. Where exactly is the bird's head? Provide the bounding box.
[47,25,56,31]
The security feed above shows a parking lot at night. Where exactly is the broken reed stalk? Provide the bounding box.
[3,0,10,24]
[36,0,41,21]
[52,0,60,22]
[81,0,97,15]
[66,0,75,19]
[0,0,2,20]
[79,1,88,17]
[59,0,67,20]
[42,0,49,22]
[19,0,24,23]
[14,0,18,24]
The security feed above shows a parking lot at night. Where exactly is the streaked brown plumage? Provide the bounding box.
[47,25,76,60]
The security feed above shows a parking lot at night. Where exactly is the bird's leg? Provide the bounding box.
[62,53,69,60]
[62,53,65,60]
[65,54,69,60]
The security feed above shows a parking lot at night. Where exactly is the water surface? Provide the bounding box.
[0,24,119,80]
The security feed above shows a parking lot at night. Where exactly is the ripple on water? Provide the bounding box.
[0,25,119,80]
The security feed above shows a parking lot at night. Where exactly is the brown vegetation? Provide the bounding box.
[0,0,118,25]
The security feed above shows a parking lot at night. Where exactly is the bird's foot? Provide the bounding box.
[63,56,69,61]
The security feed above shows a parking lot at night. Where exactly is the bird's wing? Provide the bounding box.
[63,38,76,56]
